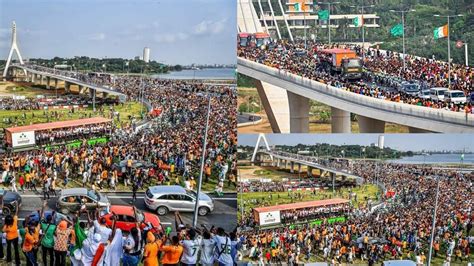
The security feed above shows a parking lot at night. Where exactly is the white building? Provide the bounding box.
[378,135,385,149]
[143,47,150,63]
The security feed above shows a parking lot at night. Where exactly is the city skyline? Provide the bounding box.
[0,0,236,65]
[238,134,474,153]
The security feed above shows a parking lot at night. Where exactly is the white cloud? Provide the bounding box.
[154,32,188,43]
[193,19,227,35]
[87,33,106,41]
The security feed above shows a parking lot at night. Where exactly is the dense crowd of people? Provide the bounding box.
[0,95,91,111]
[238,40,474,114]
[237,155,473,265]
[1,70,237,193]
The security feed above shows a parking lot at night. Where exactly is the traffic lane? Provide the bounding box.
[17,193,237,232]
[109,195,237,231]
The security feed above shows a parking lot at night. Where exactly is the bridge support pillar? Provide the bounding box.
[408,127,433,133]
[357,115,386,133]
[290,162,294,173]
[78,85,87,94]
[38,75,43,85]
[54,78,58,89]
[307,166,312,177]
[46,77,51,89]
[64,82,71,93]
[276,159,280,168]
[255,81,309,133]
[297,163,301,174]
[330,172,336,194]
[331,107,351,133]
[288,92,309,133]
[31,73,35,83]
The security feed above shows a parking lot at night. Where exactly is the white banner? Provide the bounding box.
[11,131,36,147]
[259,210,281,226]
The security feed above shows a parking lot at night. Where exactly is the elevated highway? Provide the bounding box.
[238,58,474,133]
[8,64,127,101]
[253,149,364,184]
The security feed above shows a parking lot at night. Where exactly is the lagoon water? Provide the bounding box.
[153,68,235,80]
[388,153,474,165]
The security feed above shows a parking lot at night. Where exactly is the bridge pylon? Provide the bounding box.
[3,21,26,79]
[251,133,273,162]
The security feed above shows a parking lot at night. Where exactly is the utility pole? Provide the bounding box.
[192,95,212,227]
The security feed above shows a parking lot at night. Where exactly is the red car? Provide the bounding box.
[101,205,161,233]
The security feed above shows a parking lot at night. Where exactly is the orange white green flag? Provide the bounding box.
[433,24,448,39]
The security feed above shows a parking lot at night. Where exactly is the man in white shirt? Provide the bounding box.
[213,228,233,266]
[180,228,202,266]
[200,231,215,266]
[93,210,111,244]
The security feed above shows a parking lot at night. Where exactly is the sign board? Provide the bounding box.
[258,210,281,226]
[11,131,35,147]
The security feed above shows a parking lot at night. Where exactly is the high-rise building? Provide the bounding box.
[378,135,385,149]
[143,47,150,63]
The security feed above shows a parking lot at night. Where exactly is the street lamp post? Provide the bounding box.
[192,94,212,228]
[350,4,374,61]
[428,175,441,266]
[434,14,464,89]
[318,1,340,45]
[390,9,416,72]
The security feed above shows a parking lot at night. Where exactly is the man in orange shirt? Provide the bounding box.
[22,221,40,265]
[160,235,184,266]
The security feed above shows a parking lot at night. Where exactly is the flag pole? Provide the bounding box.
[465,43,469,67]
[447,16,451,89]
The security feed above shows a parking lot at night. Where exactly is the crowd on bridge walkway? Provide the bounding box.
[0,197,239,266]
[238,40,474,114]
[237,159,473,265]
[1,77,237,196]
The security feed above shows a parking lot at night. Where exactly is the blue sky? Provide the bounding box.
[0,0,236,65]
[238,134,474,152]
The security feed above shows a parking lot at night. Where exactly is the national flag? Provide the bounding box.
[433,24,448,39]
[353,15,364,27]
[318,9,329,21]
[390,24,403,37]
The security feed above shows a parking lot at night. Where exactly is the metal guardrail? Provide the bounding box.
[238,58,474,132]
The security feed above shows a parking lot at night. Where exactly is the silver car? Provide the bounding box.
[144,185,214,216]
[57,188,110,214]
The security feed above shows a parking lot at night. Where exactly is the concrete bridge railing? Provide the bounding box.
[238,57,474,133]
[11,64,126,98]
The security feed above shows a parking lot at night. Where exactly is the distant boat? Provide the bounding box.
[421,152,431,156]
[191,67,201,70]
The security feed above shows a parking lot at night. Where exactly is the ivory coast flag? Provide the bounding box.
[433,24,448,39]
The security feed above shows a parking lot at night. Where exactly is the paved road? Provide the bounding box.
[16,191,237,232]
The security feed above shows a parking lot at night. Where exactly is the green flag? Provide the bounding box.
[318,9,329,21]
[353,16,363,27]
[390,23,403,37]
[294,3,301,12]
